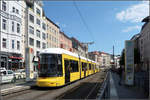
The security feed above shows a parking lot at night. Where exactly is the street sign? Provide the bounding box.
[125,40,134,86]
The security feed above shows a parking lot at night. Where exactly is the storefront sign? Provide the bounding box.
[125,40,134,86]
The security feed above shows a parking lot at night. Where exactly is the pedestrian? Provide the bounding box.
[118,66,123,85]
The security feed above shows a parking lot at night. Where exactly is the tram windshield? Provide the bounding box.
[39,54,62,77]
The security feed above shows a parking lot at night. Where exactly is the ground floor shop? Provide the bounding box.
[0,51,23,71]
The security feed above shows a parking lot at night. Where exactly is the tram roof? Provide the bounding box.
[40,48,97,63]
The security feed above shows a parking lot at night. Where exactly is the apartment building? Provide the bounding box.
[100,52,111,68]
[139,16,150,71]
[0,1,24,70]
[88,51,101,65]
[59,31,72,51]
[71,37,87,57]
[24,1,47,68]
[46,17,60,48]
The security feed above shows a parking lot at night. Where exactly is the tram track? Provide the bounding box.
[56,71,106,99]
[2,72,106,100]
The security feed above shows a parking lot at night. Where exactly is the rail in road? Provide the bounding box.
[2,71,106,100]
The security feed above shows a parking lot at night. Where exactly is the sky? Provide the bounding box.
[43,1,149,55]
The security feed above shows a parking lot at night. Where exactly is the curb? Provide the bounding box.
[1,85,31,96]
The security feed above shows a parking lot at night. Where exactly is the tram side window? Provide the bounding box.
[89,64,91,70]
[70,60,79,72]
[82,62,87,71]
[57,55,63,76]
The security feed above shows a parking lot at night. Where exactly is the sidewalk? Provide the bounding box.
[111,72,148,99]
[1,81,36,96]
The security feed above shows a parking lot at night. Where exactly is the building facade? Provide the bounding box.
[100,52,111,68]
[24,1,47,69]
[59,31,72,51]
[71,37,87,57]
[0,0,24,70]
[139,16,150,71]
[46,17,60,48]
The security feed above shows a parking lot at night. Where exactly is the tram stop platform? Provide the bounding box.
[1,80,36,96]
[110,72,148,99]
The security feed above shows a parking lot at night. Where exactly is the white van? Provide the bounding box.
[0,69,16,83]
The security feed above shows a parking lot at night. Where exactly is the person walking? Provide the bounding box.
[118,66,123,85]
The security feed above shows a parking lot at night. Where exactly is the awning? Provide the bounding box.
[9,56,23,60]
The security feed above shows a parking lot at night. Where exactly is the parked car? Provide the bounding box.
[0,69,16,83]
[14,69,26,79]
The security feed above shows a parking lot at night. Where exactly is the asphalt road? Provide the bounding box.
[2,71,106,100]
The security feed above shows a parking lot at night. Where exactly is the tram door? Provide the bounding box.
[64,60,70,83]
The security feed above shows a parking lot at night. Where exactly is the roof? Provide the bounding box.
[142,16,150,22]
[46,17,60,28]
[40,48,94,62]
[60,31,71,40]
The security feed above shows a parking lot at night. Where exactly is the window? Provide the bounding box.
[89,64,91,70]
[2,38,7,48]
[16,9,19,14]
[29,26,34,34]
[36,30,40,38]
[36,18,40,26]
[70,60,79,72]
[12,40,15,49]
[17,23,20,33]
[36,8,41,16]
[29,14,34,23]
[2,19,7,30]
[82,62,87,71]
[12,7,15,12]
[36,40,40,48]
[42,23,46,30]
[17,41,20,50]
[42,33,46,40]
[12,21,14,32]
[2,1,6,11]
[29,38,34,46]
[42,42,46,49]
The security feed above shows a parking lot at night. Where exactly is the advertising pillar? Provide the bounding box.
[125,40,134,86]
[25,47,34,81]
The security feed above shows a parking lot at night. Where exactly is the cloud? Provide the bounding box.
[116,1,149,23]
[122,25,141,32]
[56,22,60,26]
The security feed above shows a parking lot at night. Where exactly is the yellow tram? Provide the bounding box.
[36,48,100,87]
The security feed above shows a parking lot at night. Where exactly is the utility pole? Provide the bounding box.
[113,45,115,69]
[81,41,94,58]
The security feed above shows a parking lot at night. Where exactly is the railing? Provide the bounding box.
[97,70,110,99]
